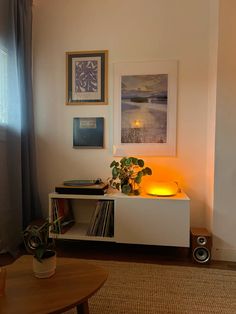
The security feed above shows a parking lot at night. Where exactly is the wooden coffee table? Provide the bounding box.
[0,255,108,314]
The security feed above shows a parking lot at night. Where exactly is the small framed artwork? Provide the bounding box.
[66,50,108,105]
[73,117,104,148]
[113,60,178,156]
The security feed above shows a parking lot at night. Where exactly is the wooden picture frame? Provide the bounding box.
[113,60,178,156]
[66,50,108,105]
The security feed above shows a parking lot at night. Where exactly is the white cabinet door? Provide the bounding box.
[115,198,190,247]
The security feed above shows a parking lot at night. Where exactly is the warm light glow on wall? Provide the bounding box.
[146,181,179,197]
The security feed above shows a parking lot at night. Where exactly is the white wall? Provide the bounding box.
[212,0,236,261]
[33,1,213,242]
[205,0,218,234]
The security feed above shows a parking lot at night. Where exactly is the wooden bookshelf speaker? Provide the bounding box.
[190,228,212,264]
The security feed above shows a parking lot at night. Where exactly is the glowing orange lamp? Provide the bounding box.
[147,181,179,197]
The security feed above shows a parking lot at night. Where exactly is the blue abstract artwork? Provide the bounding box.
[75,60,98,93]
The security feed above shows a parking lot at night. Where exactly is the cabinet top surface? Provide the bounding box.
[49,189,190,201]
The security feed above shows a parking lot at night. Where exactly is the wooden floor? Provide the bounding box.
[1,240,236,271]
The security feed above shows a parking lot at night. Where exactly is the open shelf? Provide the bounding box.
[50,223,115,242]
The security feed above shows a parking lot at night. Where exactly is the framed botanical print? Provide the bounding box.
[66,50,108,105]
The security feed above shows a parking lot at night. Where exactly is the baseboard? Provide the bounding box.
[212,247,236,262]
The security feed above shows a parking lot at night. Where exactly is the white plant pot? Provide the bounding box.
[33,250,56,279]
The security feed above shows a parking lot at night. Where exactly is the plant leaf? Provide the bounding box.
[110,160,116,167]
[120,157,126,166]
[135,176,142,184]
[138,159,144,167]
[145,167,152,175]
[115,182,120,190]
[131,157,138,165]
[124,158,131,166]
[112,167,119,179]
[121,184,131,194]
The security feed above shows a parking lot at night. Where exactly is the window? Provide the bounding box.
[0,47,8,140]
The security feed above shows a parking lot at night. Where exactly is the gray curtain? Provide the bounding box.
[0,0,41,254]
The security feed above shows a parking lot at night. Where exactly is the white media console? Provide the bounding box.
[49,190,190,247]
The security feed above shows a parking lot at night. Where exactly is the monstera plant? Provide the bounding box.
[109,157,152,195]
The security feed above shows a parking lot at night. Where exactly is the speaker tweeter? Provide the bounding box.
[190,228,212,264]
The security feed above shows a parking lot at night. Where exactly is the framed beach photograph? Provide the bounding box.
[66,50,108,105]
[113,60,178,156]
[73,117,104,148]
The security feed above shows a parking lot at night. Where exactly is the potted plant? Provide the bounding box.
[109,156,152,195]
[23,220,58,278]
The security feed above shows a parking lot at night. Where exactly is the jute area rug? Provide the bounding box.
[66,259,236,314]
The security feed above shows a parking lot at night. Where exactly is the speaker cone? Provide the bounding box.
[27,235,42,250]
[196,236,207,246]
[193,247,210,263]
